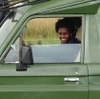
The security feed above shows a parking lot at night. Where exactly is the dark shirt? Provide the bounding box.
[65,37,81,44]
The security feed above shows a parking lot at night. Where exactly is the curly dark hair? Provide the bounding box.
[55,18,75,34]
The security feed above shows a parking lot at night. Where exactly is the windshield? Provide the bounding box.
[0,11,22,46]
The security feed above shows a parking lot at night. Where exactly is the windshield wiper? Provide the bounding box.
[0,0,50,11]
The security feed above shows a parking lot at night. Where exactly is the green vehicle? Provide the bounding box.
[0,0,100,99]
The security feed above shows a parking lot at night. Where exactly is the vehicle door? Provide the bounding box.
[2,16,89,99]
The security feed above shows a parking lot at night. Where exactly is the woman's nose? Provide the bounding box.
[61,34,65,37]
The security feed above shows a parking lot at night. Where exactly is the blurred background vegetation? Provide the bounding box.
[23,18,61,45]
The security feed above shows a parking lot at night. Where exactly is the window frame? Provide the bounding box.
[22,14,85,64]
[2,14,86,64]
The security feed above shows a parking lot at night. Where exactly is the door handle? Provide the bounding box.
[64,78,79,82]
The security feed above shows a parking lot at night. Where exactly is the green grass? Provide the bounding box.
[25,39,60,45]
[23,18,61,45]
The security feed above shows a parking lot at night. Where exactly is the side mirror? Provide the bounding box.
[16,46,33,71]
[22,46,33,65]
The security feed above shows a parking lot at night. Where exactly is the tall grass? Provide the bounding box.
[23,18,61,44]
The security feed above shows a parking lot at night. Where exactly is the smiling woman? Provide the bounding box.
[55,18,81,44]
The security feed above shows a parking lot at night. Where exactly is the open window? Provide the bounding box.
[22,17,82,63]
[3,16,82,70]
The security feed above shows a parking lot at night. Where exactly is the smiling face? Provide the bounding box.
[58,27,72,44]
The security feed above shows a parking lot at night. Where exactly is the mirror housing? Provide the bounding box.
[22,46,33,65]
[16,46,33,71]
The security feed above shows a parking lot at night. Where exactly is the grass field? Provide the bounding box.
[23,18,61,45]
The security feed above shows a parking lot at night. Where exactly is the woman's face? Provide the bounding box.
[58,27,72,44]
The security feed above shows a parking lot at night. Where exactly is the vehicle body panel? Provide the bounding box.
[0,64,88,99]
[88,64,100,99]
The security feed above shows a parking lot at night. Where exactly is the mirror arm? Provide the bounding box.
[16,63,27,71]
[16,32,27,71]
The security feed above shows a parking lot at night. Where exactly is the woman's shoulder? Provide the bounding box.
[67,38,81,44]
